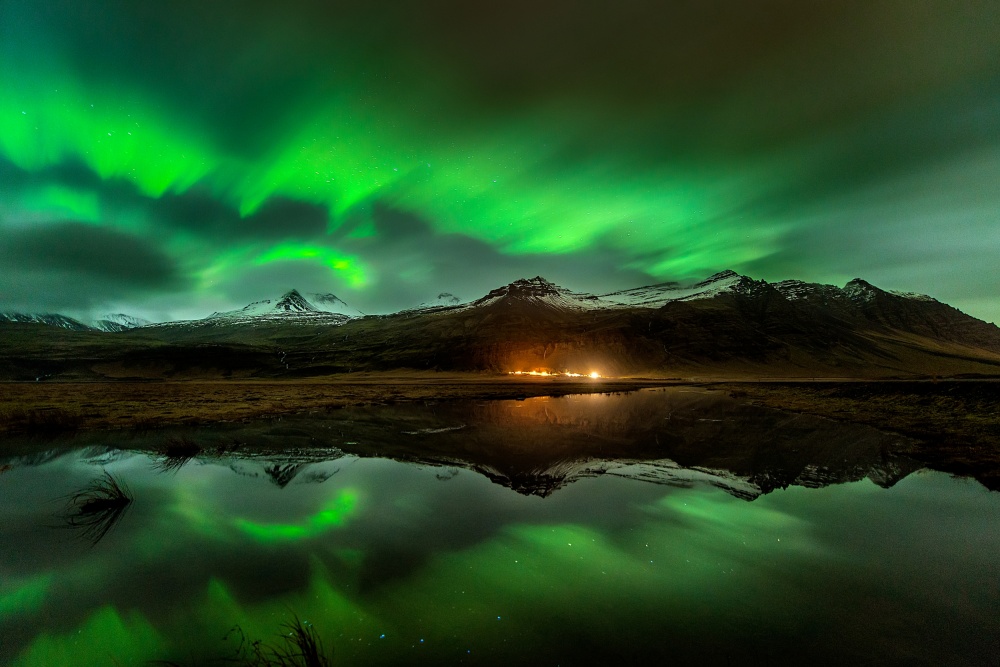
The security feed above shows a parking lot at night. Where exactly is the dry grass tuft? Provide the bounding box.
[59,470,133,545]
[153,436,203,473]
[227,616,332,666]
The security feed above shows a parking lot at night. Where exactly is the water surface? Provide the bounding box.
[1,389,998,665]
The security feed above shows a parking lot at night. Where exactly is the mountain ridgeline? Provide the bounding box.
[2,271,1000,380]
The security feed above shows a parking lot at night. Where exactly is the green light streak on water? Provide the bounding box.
[12,606,164,667]
[6,458,1000,665]
[325,488,827,661]
[189,560,378,647]
[235,489,359,542]
[0,575,52,619]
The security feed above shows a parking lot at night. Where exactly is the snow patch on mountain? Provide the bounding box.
[400,292,465,315]
[600,270,747,307]
[0,312,93,331]
[308,292,365,317]
[776,279,937,306]
[889,290,936,302]
[843,278,881,303]
[471,277,608,311]
[92,313,152,332]
[212,290,318,317]
[774,280,847,303]
[202,289,354,326]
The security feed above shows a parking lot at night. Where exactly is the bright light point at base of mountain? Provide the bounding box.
[508,371,603,379]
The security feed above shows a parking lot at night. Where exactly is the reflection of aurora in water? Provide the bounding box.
[1,396,999,664]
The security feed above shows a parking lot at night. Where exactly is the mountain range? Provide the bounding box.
[2,270,999,379]
[0,311,152,332]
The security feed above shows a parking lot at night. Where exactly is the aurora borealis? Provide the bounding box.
[2,1,999,322]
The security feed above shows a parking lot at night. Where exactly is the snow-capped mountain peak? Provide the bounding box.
[600,269,748,307]
[472,276,606,311]
[308,292,365,317]
[0,312,93,331]
[700,269,740,284]
[401,292,464,315]
[211,290,317,318]
[203,289,358,326]
[843,278,884,302]
[92,313,152,332]
[273,289,318,313]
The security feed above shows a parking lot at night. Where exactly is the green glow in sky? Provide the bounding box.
[254,245,368,288]
[1,0,999,320]
[0,66,213,198]
[19,185,100,223]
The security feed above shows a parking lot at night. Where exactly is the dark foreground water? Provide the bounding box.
[1,389,998,665]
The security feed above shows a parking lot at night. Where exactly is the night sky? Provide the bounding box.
[2,1,998,323]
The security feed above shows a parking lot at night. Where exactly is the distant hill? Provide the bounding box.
[2,271,999,380]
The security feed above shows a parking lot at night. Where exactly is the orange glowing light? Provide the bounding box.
[508,370,604,378]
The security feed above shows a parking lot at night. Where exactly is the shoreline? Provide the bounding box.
[0,375,678,433]
[1,375,997,488]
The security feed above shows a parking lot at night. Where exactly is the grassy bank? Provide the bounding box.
[0,374,674,433]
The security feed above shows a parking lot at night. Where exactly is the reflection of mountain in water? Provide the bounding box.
[0,389,931,500]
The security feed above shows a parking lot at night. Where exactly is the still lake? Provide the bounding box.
[1,388,998,665]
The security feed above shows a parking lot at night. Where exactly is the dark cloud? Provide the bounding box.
[0,158,330,242]
[242,198,329,239]
[0,158,103,195]
[1,222,178,285]
[156,192,329,240]
[0,222,185,313]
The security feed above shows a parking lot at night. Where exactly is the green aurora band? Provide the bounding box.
[1,1,999,320]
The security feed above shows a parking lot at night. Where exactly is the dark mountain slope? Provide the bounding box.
[2,272,1000,380]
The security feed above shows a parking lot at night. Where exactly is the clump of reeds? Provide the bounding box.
[227,615,332,666]
[153,436,202,473]
[151,616,332,666]
[60,470,133,546]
